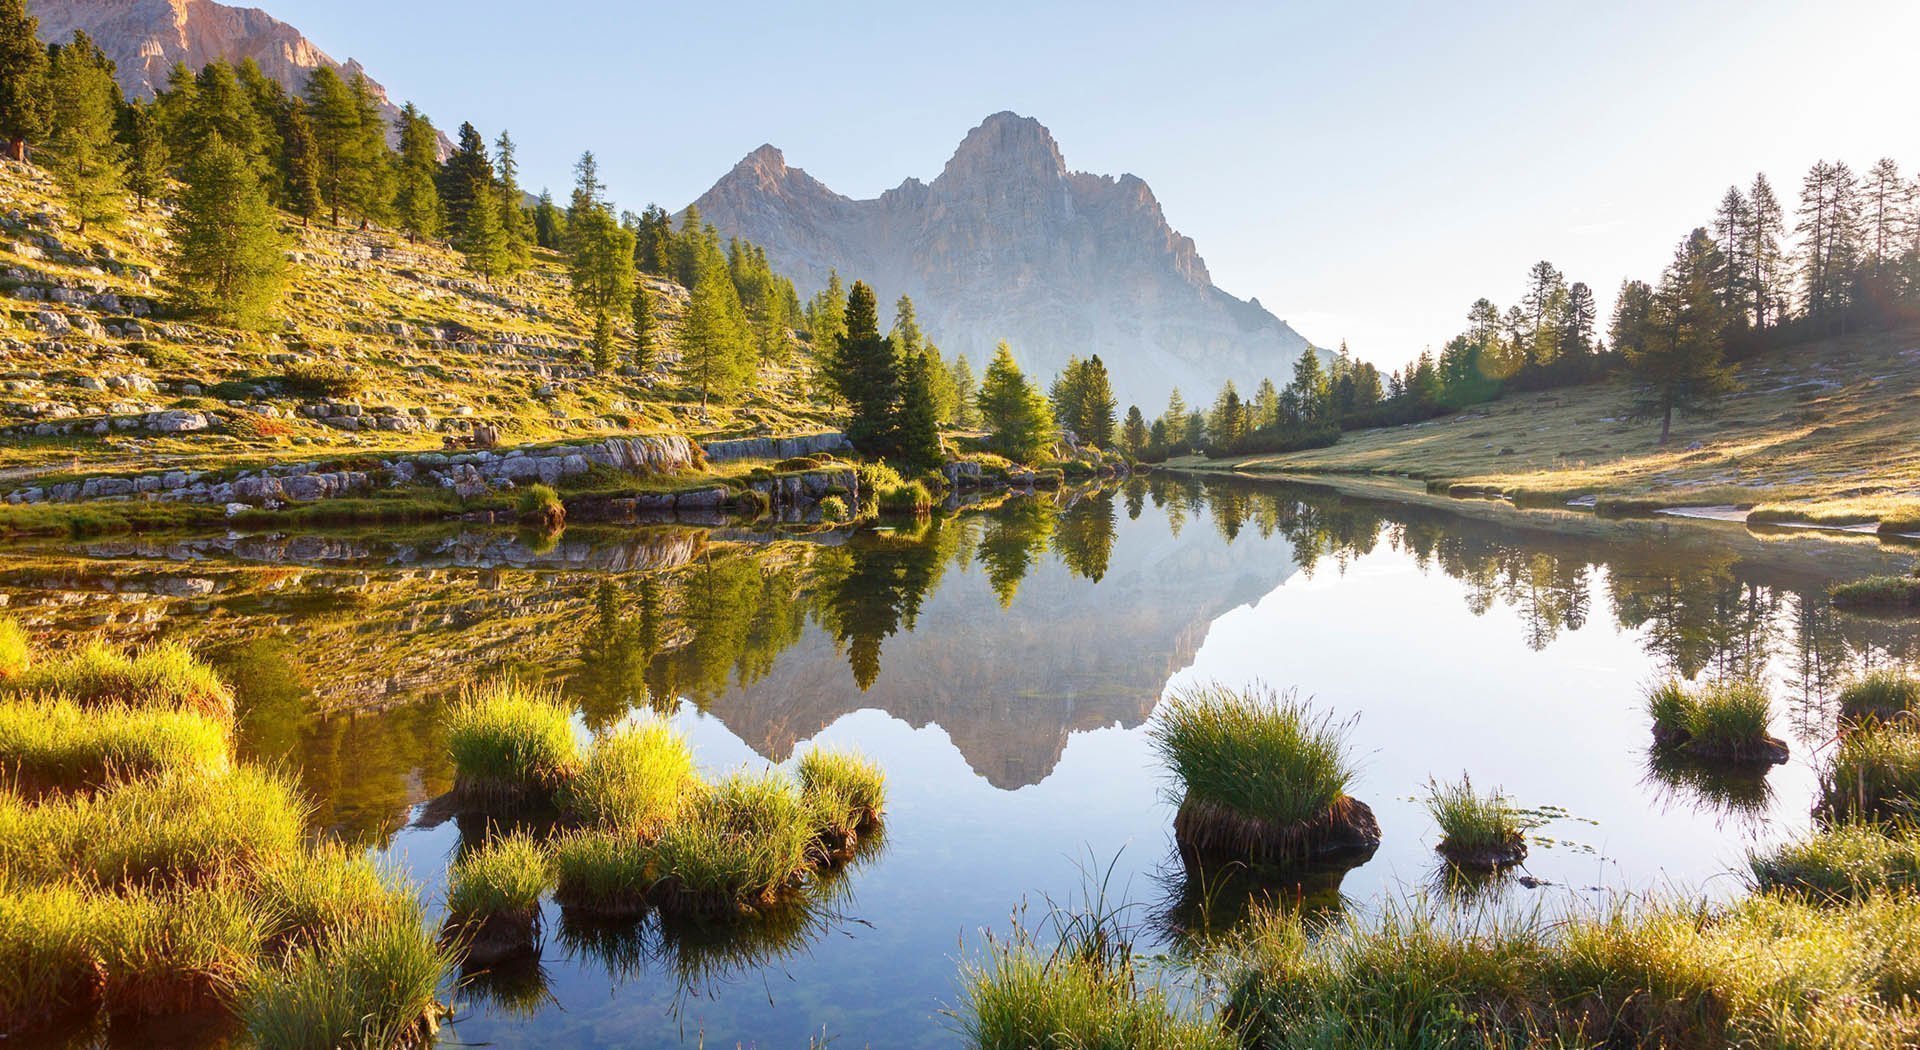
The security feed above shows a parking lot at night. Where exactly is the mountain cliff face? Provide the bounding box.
[28,0,421,148]
[691,112,1312,410]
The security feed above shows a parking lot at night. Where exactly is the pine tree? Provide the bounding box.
[565,195,637,370]
[392,103,442,243]
[454,172,507,280]
[493,130,533,275]
[678,256,754,405]
[838,281,899,454]
[1120,405,1149,458]
[281,98,321,227]
[1251,378,1280,431]
[43,33,124,233]
[1283,345,1327,424]
[631,283,660,372]
[1796,160,1861,322]
[976,342,1055,462]
[1161,388,1190,453]
[1627,229,1736,444]
[1609,279,1655,356]
[948,353,978,428]
[122,100,167,211]
[1745,174,1786,329]
[304,68,370,226]
[438,122,491,231]
[1863,157,1909,277]
[1712,186,1752,324]
[570,151,606,218]
[0,0,49,162]
[169,134,287,329]
[1519,260,1568,366]
[1558,281,1598,362]
[532,189,567,249]
[894,351,943,467]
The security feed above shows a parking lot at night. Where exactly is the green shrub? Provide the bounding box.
[240,915,449,1050]
[0,698,230,794]
[559,720,697,835]
[4,640,234,721]
[1751,823,1920,901]
[279,361,362,399]
[818,494,850,522]
[1839,670,1920,725]
[447,835,550,922]
[444,680,580,810]
[1149,684,1354,826]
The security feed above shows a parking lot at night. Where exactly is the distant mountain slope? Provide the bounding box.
[691,112,1312,410]
[28,0,430,149]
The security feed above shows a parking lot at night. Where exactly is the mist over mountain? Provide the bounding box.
[691,112,1313,410]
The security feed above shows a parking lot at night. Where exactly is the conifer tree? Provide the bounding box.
[438,122,491,231]
[1209,381,1246,450]
[0,0,49,162]
[1161,388,1190,453]
[122,99,167,211]
[678,256,754,405]
[1558,281,1598,361]
[1796,160,1861,321]
[1251,378,1280,430]
[1120,405,1149,458]
[182,62,259,166]
[805,271,849,402]
[1609,279,1655,357]
[281,98,321,227]
[1079,355,1118,447]
[894,352,944,467]
[1627,229,1736,444]
[977,342,1055,462]
[304,68,370,226]
[392,103,442,243]
[346,74,392,223]
[454,172,507,280]
[532,189,566,249]
[1744,174,1786,329]
[494,130,533,274]
[169,134,287,329]
[43,33,124,233]
[1863,157,1908,277]
[631,283,660,372]
[1712,186,1752,323]
[947,353,979,428]
[1283,345,1327,424]
[838,281,898,454]
[566,196,637,370]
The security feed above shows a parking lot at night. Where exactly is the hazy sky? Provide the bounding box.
[265,0,1920,367]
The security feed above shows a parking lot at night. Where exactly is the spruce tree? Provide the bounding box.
[346,74,392,223]
[947,353,978,428]
[438,122,491,231]
[678,258,754,405]
[169,134,287,329]
[454,172,507,280]
[1120,405,1149,458]
[1079,355,1118,447]
[44,33,124,233]
[977,342,1055,462]
[0,0,49,162]
[631,283,659,372]
[566,200,637,369]
[304,68,365,226]
[392,103,443,243]
[1744,174,1786,329]
[493,130,533,274]
[1049,357,1087,438]
[894,352,944,467]
[838,281,899,455]
[532,189,566,249]
[1627,229,1737,444]
[1161,388,1189,454]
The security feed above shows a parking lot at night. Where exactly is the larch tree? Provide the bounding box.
[1744,173,1785,329]
[392,103,443,243]
[122,99,168,211]
[1712,186,1751,323]
[454,171,507,281]
[631,282,660,372]
[894,351,944,468]
[437,122,491,232]
[947,353,979,428]
[677,256,754,405]
[493,130,533,275]
[43,32,125,233]
[281,98,322,227]
[565,196,638,371]
[168,133,288,329]
[1862,157,1909,276]
[0,0,48,162]
[1609,279,1655,356]
[1519,260,1568,366]
[976,342,1055,462]
[1558,282,1598,360]
[304,68,371,226]
[1795,160,1861,322]
[1626,228,1736,445]
[1079,355,1118,447]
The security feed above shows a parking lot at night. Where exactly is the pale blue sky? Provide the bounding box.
[267,0,1920,366]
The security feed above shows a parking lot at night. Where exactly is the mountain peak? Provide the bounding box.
[939,111,1066,185]
[738,143,788,175]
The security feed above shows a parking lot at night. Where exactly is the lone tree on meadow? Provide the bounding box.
[168,134,288,329]
[1625,228,1737,444]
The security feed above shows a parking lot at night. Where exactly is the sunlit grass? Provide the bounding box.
[1425,775,1526,866]
[0,697,229,795]
[2,640,234,721]
[1821,726,1920,823]
[240,914,450,1050]
[1833,575,1920,612]
[1646,678,1782,760]
[447,834,550,922]
[255,845,420,950]
[1839,670,1920,725]
[1149,683,1354,825]
[558,719,696,834]
[92,884,269,1020]
[797,746,887,856]
[551,829,650,919]
[642,771,815,917]
[0,880,98,1033]
[444,679,580,810]
[955,941,1231,1050]
[1751,823,1920,901]
[0,618,28,680]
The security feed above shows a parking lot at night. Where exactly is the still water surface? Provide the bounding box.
[6,476,1917,1047]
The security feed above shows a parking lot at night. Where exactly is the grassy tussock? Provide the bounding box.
[1646,678,1785,762]
[1426,775,1527,867]
[448,834,550,922]
[1751,824,1920,901]
[1149,683,1355,826]
[551,829,652,918]
[2,640,234,721]
[0,880,98,1033]
[445,680,580,810]
[0,697,229,794]
[1832,574,1920,612]
[1821,726,1920,823]
[240,915,451,1050]
[1222,893,1920,1049]
[643,772,816,917]
[0,767,305,888]
[1839,669,1920,725]
[256,845,420,949]
[798,746,888,857]
[956,942,1232,1050]
[0,618,28,679]
[559,720,697,834]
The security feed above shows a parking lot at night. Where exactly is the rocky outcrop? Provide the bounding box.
[690,112,1312,409]
[28,0,441,152]
[702,431,849,462]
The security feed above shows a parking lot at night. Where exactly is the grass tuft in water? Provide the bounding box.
[642,771,816,918]
[256,845,420,950]
[797,746,887,857]
[0,880,99,1033]
[1751,823,1920,901]
[2,640,234,721]
[445,679,580,811]
[1839,669,1920,726]
[448,834,550,922]
[0,698,229,795]
[1821,725,1920,824]
[91,884,270,1020]
[1425,774,1527,869]
[558,719,696,835]
[551,830,651,919]
[240,915,450,1050]
[1832,574,1920,611]
[1646,678,1786,763]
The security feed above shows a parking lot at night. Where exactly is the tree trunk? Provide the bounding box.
[4,139,24,162]
[1658,403,1673,445]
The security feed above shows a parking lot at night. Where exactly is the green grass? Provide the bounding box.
[240,915,451,1050]
[447,834,550,922]
[642,771,816,917]
[819,494,850,522]
[955,941,1232,1050]
[0,697,230,794]
[1821,726,1920,823]
[92,883,270,1020]
[1839,670,1920,725]
[878,479,936,515]
[255,845,419,950]
[0,767,306,888]
[2,639,235,721]
[1833,574,1920,612]
[0,500,224,539]
[1646,678,1782,760]
[0,618,28,679]
[444,679,581,809]
[1149,683,1354,825]
[797,746,888,852]
[1424,775,1526,865]
[0,880,99,1033]
[1221,893,1920,1049]
[558,719,697,834]
[516,483,565,527]
[551,829,652,918]
[1751,823,1920,901]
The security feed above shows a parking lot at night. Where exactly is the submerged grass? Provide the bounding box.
[1751,823,1920,901]
[1646,678,1785,762]
[1426,775,1527,868]
[1839,669,1920,726]
[559,719,696,834]
[1821,725,1920,823]
[445,679,580,810]
[240,915,451,1050]
[2,640,234,721]
[0,697,229,794]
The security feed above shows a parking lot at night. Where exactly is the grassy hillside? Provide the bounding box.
[0,159,834,487]
[1198,328,1920,534]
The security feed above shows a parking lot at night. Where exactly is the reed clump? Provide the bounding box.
[445,834,550,965]
[1426,774,1528,870]
[1646,678,1789,764]
[1832,574,1920,612]
[1820,725,1920,823]
[444,680,581,812]
[2,638,234,721]
[1838,669,1920,726]
[1149,683,1377,867]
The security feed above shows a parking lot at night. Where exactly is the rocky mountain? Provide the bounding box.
[28,0,427,149]
[691,112,1312,410]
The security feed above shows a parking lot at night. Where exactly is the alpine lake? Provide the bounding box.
[8,474,1917,1048]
